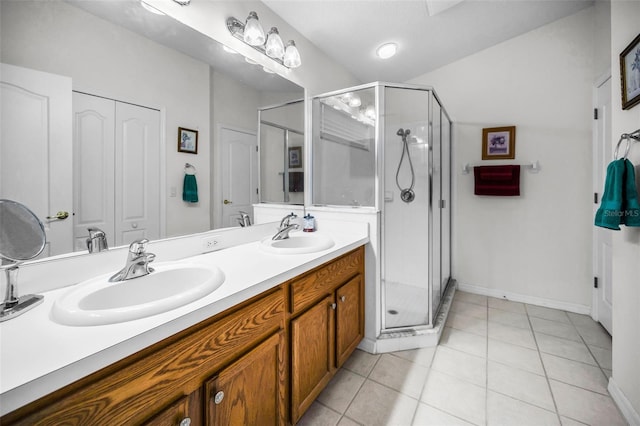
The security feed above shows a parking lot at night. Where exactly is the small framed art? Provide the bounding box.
[620,32,640,110]
[288,146,302,168]
[482,126,516,160]
[178,127,198,154]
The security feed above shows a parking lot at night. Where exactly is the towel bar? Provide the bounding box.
[462,160,539,174]
[614,129,640,160]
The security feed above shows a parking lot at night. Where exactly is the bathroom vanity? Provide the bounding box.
[0,227,366,425]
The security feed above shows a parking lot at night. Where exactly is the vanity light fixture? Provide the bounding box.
[376,42,398,59]
[227,13,301,68]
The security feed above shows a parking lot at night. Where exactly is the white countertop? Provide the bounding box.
[0,227,368,416]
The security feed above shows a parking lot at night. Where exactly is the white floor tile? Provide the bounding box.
[487,297,527,314]
[575,324,612,350]
[369,353,429,399]
[540,353,609,395]
[392,346,437,368]
[566,312,597,328]
[487,391,560,426]
[413,403,475,425]
[337,417,361,426]
[550,380,627,426]
[535,332,597,365]
[346,379,418,426]
[440,327,487,358]
[342,349,380,377]
[488,308,531,329]
[488,338,544,375]
[421,370,486,426]
[488,321,537,349]
[588,345,612,370]
[297,402,341,426]
[451,300,488,319]
[525,305,571,323]
[530,317,582,342]
[454,291,488,307]
[317,368,366,414]
[487,361,555,411]
[559,416,588,426]
[446,311,488,336]
[431,345,486,387]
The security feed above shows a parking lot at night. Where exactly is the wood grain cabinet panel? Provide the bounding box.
[336,275,364,368]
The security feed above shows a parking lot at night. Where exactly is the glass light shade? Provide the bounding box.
[283,40,301,68]
[348,95,361,108]
[265,27,285,59]
[243,11,265,46]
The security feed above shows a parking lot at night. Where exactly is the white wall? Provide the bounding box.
[609,2,640,423]
[0,0,211,238]
[409,7,596,311]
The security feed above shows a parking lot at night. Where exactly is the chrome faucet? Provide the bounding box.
[109,239,155,282]
[272,213,299,240]
[86,227,108,253]
[237,211,252,227]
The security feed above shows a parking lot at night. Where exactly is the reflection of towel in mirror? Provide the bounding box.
[183,173,198,203]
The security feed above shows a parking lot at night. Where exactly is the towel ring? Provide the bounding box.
[614,135,632,160]
[184,163,197,175]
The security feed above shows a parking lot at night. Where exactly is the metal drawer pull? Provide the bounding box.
[340,295,346,302]
[214,390,225,404]
[330,303,337,310]
[179,417,191,426]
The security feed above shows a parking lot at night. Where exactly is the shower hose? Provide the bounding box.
[395,128,415,203]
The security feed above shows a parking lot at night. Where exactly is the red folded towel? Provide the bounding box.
[474,165,520,196]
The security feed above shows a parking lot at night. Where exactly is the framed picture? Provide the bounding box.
[178,127,198,154]
[482,126,516,160]
[620,32,640,110]
[288,146,302,168]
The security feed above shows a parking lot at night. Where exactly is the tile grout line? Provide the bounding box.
[335,353,383,426]
[524,304,563,426]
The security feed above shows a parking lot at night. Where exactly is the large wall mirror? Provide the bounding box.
[0,0,304,261]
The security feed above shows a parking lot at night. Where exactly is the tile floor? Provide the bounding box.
[298,291,628,426]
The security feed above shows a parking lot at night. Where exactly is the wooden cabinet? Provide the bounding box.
[1,245,365,426]
[290,247,365,423]
[205,331,286,425]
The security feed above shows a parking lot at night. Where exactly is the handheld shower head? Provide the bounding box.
[396,128,411,139]
[397,128,405,137]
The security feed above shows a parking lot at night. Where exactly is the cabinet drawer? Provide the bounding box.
[290,247,363,314]
[7,288,285,426]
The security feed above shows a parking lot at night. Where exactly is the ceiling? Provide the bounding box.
[262,0,595,83]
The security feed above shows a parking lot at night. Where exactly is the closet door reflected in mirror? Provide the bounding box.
[73,92,161,250]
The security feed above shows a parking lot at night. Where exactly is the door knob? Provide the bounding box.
[223,199,232,205]
[46,211,69,220]
[214,390,225,404]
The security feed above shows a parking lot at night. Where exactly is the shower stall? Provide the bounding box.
[311,82,452,343]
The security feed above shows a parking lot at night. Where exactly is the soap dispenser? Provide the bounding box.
[303,214,315,232]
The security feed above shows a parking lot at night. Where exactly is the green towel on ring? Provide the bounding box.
[595,159,640,229]
[183,173,198,203]
[621,159,640,226]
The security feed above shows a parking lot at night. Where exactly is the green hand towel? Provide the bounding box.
[621,159,640,226]
[595,159,626,230]
[183,173,198,203]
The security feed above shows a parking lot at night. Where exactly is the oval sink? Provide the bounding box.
[52,262,225,326]
[260,232,335,255]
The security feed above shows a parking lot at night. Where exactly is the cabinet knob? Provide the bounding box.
[330,303,337,310]
[179,418,191,426]
[214,390,225,404]
[340,295,346,302]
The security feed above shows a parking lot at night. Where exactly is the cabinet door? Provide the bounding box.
[205,331,286,426]
[336,275,364,368]
[291,295,335,423]
[141,390,201,426]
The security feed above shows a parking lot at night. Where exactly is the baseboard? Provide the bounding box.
[457,282,591,315]
[608,377,640,426]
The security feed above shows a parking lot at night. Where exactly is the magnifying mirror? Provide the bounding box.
[0,199,46,321]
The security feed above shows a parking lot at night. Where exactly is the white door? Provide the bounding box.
[73,93,161,249]
[114,102,161,246]
[0,63,73,257]
[220,127,258,227]
[73,93,115,250]
[593,76,613,334]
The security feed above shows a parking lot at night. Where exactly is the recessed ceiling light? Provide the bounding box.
[376,43,397,59]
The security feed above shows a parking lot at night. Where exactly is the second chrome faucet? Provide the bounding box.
[109,239,156,282]
[272,213,300,240]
